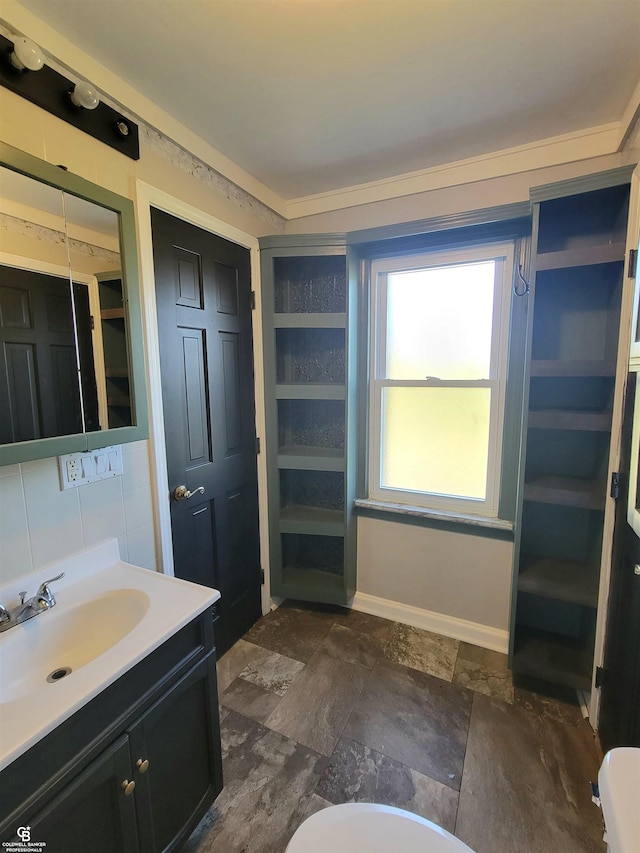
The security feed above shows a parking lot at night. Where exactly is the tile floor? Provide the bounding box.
[184,601,606,853]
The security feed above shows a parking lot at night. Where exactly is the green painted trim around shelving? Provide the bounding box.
[273,313,346,328]
[530,165,636,203]
[275,384,346,400]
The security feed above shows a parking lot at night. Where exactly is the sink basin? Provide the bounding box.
[0,588,149,703]
[0,538,219,772]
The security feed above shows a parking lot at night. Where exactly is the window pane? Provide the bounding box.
[386,261,495,380]
[381,387,491,500]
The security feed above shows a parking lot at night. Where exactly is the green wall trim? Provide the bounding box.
[530,165,636,203]
[354,501,514,541]
[347,202,532,245]
[260,234,347,250]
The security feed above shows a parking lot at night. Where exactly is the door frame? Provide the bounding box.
[134,180,271,614]
[591,164,640,726]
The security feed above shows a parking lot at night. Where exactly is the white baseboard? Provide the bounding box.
[350,591,509,654]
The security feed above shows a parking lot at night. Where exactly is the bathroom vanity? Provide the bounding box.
[0,541,223,851]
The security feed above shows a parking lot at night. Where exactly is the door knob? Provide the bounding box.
[173,484,205,501]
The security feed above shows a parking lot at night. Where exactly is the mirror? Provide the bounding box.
[0,143,147,465]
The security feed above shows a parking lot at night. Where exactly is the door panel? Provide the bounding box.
[599,373,640,749]
[152,208,261,654]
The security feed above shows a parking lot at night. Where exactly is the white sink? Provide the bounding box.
[0,588,150,703]
[0,539,219,771]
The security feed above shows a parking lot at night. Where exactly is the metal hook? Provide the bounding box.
[513,264,530,297]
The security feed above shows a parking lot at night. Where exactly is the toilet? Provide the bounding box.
[285,803,475,853]
[598,747,640,853]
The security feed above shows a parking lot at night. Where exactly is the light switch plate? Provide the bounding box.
[59,445,123,489]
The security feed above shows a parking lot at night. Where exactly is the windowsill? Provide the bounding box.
[354,497,514,532]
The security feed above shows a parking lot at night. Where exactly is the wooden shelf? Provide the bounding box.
[107,395,131,407]
[523,475,606,510]
[530,360,616,378]
[273,313,346,328]
[279,505,344,536]
[527,409,612,431]
[275,384,346,400]
[100,307,125,320]
[278,445,345,471]
[518,555,600,607]
[512,628,593,691]
[278,567,345,604]
[535,242,626,271]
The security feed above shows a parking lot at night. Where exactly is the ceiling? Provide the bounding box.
[13,0,640,202]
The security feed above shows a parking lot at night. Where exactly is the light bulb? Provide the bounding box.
[10,37,45,72]
[70,81,100,111]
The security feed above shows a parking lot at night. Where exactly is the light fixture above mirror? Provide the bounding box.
[0,32,139,160]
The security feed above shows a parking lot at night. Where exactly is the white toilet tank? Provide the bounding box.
[598,747,640,853]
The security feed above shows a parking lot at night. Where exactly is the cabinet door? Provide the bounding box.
[26,736,138,853]
[129,654,222,853]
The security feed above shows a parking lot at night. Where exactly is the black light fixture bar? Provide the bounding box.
[0,33,139,160]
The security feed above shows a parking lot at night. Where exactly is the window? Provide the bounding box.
[368,242,514,517]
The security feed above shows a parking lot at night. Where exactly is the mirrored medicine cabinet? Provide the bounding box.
[0,142,147,466]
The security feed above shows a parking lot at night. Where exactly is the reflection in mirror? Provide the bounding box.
[0,166,130,445]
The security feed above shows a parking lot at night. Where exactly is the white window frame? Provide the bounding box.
[368,241,515,517]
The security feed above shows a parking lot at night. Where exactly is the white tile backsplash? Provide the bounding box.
[0,441,157,584]
[0,475,32,581]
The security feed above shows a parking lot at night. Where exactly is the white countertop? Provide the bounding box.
[0,540,219,772]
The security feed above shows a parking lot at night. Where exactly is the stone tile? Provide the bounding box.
[382,622,460,681]
[344,657,473,791]
[319,623,382,669]
[280,599,395,640]
[317,736,459,833]
[216,639,263,694]
[183,711,327,853]
[514,679,584,727]
[264,648,370,756]
[298,793,333,823]
[238,646,305,696]
[220,678,284,725]
[243,606,332,662]
[453,643,514,704]
[456,694,604,853]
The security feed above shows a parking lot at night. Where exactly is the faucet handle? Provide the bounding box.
[37,572,65,603]
[0,603,9,624]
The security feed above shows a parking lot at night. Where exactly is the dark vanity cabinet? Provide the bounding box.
[0,611,222,852]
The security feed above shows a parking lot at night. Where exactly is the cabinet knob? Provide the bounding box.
[634,564,640,576]
[122,779,136,796]
[136,758,150,773]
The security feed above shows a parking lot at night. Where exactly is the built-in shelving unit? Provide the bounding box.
[510,175,631,691]
[261,240,356,604]
[97,272,132,429]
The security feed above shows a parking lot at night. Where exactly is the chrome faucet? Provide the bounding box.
[0,572,65,633]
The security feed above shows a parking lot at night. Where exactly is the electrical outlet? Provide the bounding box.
[66,459,80,482]
[59,446,123,489]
